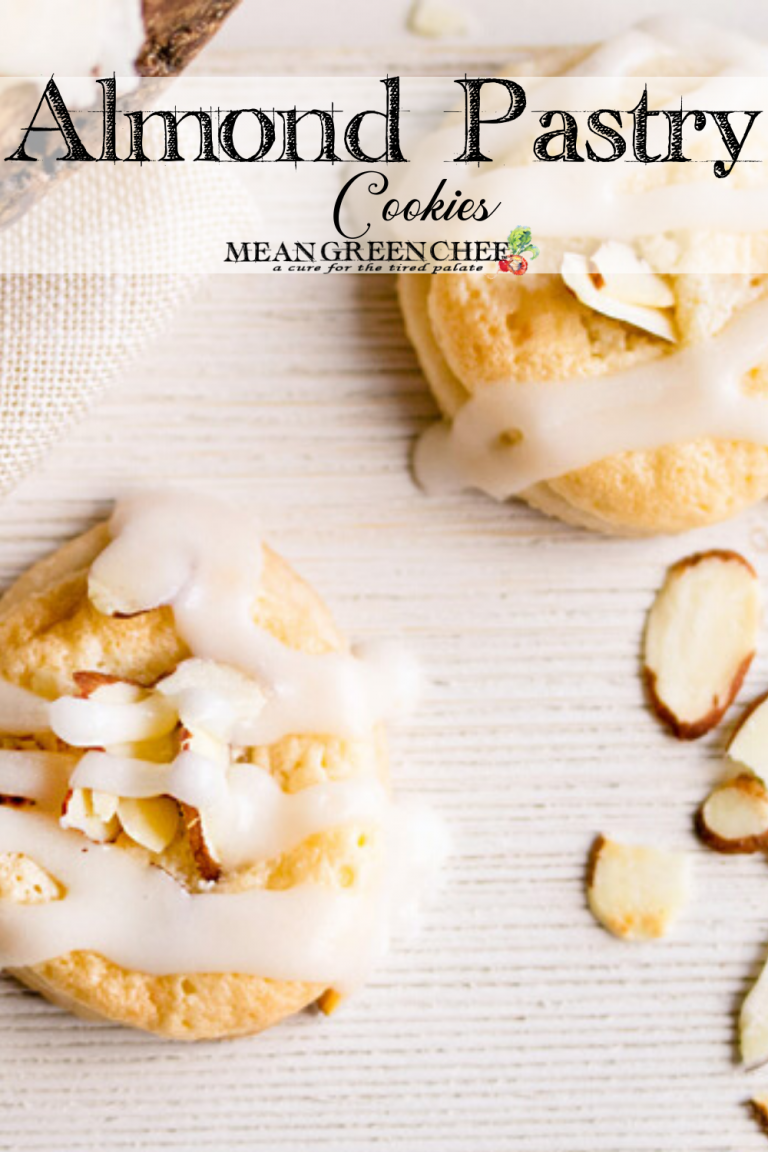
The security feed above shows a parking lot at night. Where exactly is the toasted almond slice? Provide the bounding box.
[179,800,221,882]
[88,571,150,618]
[696,773,768,854]
[177,727,228,881]
[740,957,768,1067]
[728,693,768,778]
[178,724,230,768]
[587,836,691,941]
[751,1096,768,1134]
[118,796,179,854]
[644,550,760,740]
[318,989,346,1016]
[73,672,143,703]
[561,252,677,342]
[61,787,119,844]
[590,241,676,309]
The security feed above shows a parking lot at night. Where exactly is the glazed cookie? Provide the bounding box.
[399,20,768,535]
[0,492,439,1039]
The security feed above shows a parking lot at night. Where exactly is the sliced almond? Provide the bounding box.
[179,800,221,882]
[644,550,760,740]
[156,659,266,743]
[73,672,143,703]
[587,836,691,941]
[751,1096,768,1134]
[728,693,768,779]
[118,796,179,854]
[61,787,119,844]
[589,241,676,309]
[740,957,768,1067]
[696,773,768,854]
[561,251,677,342]
[178,724,230,768]
[88,570,151,619]
[90,789,120,822]
[177,726,228,881]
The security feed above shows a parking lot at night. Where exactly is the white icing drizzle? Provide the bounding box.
[411,19,768,493]
[71,749,227,811]
[197,767,390,870]
[0,750,75,808]
[88,492,421,744]
[0,808,377,988]
[0,798,447,988]
[416,294,768,497]
[382,18,768,249]
[0,492,444,988]
[69,749,390,868]
[50,695,177,748]
[0,681,54,735]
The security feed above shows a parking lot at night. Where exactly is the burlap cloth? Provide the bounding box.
[0,161,258,494]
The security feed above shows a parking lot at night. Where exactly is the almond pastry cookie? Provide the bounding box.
[0,492,442,1039]
[400,20,768,534]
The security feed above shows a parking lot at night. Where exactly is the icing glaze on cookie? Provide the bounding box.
[0,493,445,990]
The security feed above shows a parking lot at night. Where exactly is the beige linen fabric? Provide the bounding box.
[0,161,257,494]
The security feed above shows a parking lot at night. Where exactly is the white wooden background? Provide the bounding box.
[4,18,768,1152]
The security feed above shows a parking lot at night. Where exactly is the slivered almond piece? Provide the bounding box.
[61,788,119,844]
[696,773,768,854]
[118,796,179,854]
[179,801,221,882]
[740,958,768,1067]
[644,551,760,740]
[587,836,691,941]
[73,672,142,702]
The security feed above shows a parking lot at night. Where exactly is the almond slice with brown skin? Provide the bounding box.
[73,672,139,700]
[696,773,768,854]
[728,692,768,778]
[751,1096,768,1135]
[561,250,677,342]
[179,801,221,883]
[61,787,120,844]
[587,836,691,941]
[176,725,227,882]
[644,551,761,740]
